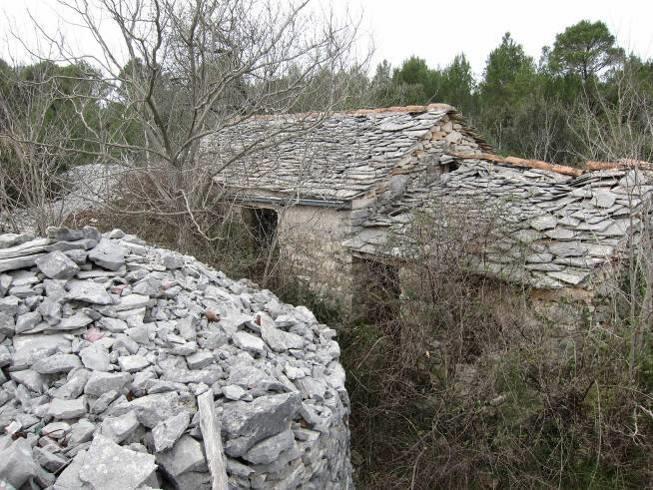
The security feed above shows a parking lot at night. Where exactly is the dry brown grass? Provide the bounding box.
[341,209,653,489]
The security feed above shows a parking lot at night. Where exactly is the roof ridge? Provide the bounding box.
[449,152,583,177]
[248,103,458,122]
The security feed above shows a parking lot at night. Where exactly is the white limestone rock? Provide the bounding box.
[232,330,266,355]
[88,239,126,271]
[33,354,82,374]
[67,279,112,305]
[155,434,207,476]
[48,397,87,420]
[260,323,305,352]
[222,392,302,457]
[243,429,295,465]
[79,344,112,371]
[100,411,140,443]
[151,411,191,452]
[0,227,351,489]
[118,355,151,373]
[84,371,132,397]
[35,251,80,279]
[78,436,156,490]
[0,438,41,488]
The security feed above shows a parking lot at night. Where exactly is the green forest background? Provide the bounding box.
[2,19,652,176]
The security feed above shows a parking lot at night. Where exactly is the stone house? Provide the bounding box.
[201,104,653,315]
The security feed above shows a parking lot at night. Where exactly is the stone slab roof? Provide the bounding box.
[202,101,652,292]
[201,104,490,203]
[346,158,653,291]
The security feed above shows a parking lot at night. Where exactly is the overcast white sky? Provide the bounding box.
[1,0,652,78]
[349,0,653,76]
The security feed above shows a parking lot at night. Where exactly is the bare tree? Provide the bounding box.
[571,66,653,164]
[0,63,77,234]
[9,0,363,245]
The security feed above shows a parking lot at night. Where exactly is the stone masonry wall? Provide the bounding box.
[277,206,355,310]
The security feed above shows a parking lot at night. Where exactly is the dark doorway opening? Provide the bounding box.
[245,207,278,248]
[242,206,280,282]
[353,257,401,324]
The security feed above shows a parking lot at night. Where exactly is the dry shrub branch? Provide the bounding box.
[342,199,653,489]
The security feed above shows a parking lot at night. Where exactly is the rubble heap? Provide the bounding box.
[0,228,351,489]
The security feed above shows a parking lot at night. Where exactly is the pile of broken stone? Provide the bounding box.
[0,227,351,489]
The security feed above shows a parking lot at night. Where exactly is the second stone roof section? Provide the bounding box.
[346,158,653,291]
